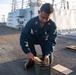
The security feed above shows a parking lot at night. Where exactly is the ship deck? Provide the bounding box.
[0,26,76,75]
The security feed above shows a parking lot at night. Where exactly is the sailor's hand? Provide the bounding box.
[27,52,34,60]
[44,55,50,65]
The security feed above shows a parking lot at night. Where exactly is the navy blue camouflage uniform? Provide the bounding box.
[20,16,57,59]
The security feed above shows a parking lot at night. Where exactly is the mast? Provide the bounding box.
[61,0,66,9]
[26,0,43,7]
[21,0,24,9]
[11,0,18,12]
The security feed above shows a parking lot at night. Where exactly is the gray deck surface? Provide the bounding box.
[0,26,76,75]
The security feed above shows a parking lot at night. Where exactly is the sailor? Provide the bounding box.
[20,3,57,69]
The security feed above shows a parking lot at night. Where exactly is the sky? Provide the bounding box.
[0,0,76,22]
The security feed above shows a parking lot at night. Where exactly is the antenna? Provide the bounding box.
[11,0,18,12]
[61,0,66,9]
[26,0,42,7]
[52,0,55,6]
[67,1,69,9]
[21,0,24,9]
